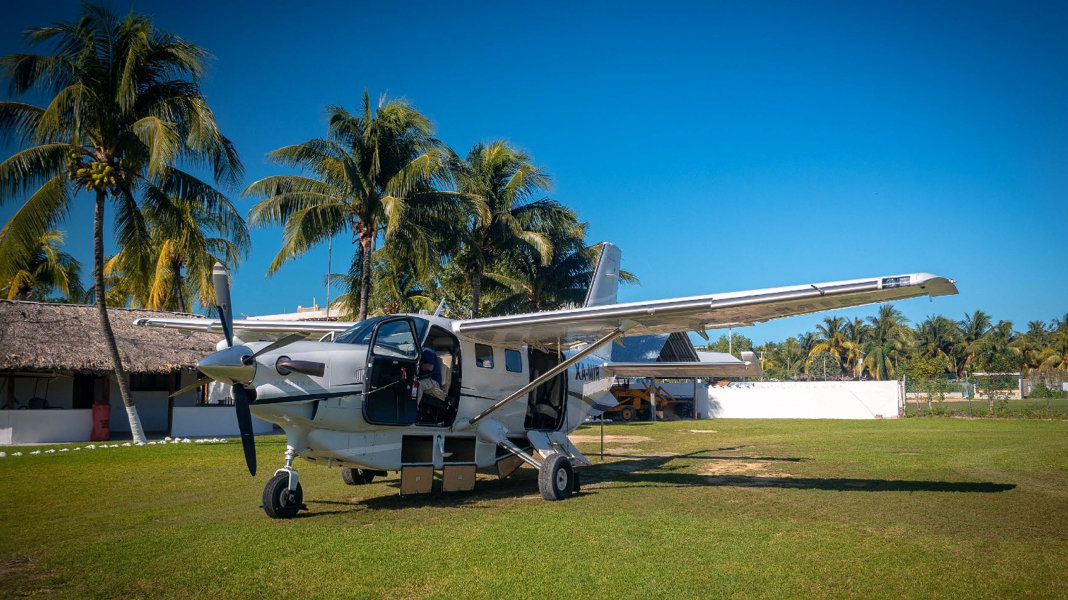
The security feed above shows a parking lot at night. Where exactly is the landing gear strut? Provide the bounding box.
[263,445,304,519]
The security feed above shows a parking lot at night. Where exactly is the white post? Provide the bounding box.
[692,378,699,419]
[649,377,657,421]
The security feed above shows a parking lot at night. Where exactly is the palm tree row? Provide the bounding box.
[711,309,1068,381]
[243,98,597,321]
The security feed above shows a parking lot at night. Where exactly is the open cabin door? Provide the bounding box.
[525,347,567,431]
[363,317,421,425]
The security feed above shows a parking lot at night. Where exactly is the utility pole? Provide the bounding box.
[325,236,332,318]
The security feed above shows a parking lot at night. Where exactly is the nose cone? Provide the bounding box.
[198,345,256,385]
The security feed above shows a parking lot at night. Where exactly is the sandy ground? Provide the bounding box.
[700,461,788,477]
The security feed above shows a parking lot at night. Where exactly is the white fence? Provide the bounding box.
[699,381,901,419]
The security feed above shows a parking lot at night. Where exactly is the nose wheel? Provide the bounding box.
[262,446,305,519]
[262,472,304,519]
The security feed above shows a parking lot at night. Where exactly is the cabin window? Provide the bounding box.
[475,344,494,368]
[505,349,523,373]
[371,320,419,360]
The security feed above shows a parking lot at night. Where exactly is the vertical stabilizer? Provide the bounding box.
[583,242,621,307]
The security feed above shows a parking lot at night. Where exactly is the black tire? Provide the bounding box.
[620,406,634,422]
[341,467,374,485]
[262,472,303,519]
[573,470,581,493]
[538,453,574,501]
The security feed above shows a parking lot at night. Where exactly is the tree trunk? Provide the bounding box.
[358,231,374,321]
[94,189,146,443]
[174,264,186,314]
[469,265,482,319]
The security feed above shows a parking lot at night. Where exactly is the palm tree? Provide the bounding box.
[862,305,910,380]
[0,228,83,301]
[481,223,640,316]
[914,315,961,375]
[327,256,437,318]
[778,337,805,379]
[246,92,459,321]
[105,192,249,312]
[1042,315,1068,372]
[450,140,574,318]
[843,317,869,377]
[969,320,1022,373]
[957,310,992,375]
[0,5,242,442]
[1014,320,1052,371]
[807,316,853,377]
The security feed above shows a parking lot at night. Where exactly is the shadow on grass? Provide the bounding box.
[593,450,1017,493]
[300,470,599,515]
[291,448,1014,518]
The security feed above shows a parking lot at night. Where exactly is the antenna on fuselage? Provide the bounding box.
[433,299,446,317]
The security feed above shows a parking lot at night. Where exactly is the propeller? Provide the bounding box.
[170,377,211,398]
[200,264,311,477]
[211,262,255,476]
[212,263,234,348]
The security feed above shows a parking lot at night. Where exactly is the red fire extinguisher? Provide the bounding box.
[90,402,110,441]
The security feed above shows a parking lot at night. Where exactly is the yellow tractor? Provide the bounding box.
[604,381,693,421]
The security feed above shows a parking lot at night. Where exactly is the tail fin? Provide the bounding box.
[584,242,622,307]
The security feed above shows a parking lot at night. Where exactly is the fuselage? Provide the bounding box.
[233,313,614,471]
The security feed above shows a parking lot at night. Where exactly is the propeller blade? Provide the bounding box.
[232,384,257,476]
[251,333,306,359]
[170,377,210,398]
[212,263,234,348]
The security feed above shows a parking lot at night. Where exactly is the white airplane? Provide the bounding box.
[135,244,958,518]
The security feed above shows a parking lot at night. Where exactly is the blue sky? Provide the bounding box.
[2,1,1066,344]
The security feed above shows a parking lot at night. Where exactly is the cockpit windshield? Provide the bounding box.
[333,315,430,345]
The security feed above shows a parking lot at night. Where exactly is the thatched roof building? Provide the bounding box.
[0,300,218,374]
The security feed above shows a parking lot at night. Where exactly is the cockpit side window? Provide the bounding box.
[335,315,430,346]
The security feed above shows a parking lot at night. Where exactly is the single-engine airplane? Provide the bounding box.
[135,244,957,518]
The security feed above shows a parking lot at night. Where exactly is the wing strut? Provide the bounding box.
[463,323,632,428]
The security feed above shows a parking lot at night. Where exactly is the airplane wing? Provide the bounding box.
[455,272,957,347]
[604,351,762,378]
[132,317,356,341]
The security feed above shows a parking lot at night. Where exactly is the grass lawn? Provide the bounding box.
[1,419,1066,599]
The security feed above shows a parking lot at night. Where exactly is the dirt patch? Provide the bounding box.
[569,435,651,444]
[0,557,61,596]
[687,429,718,434]
[700,461,787,478]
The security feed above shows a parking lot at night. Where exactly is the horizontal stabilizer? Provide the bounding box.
[603,350,761,378]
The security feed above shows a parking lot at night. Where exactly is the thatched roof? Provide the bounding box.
[0,300,219,374]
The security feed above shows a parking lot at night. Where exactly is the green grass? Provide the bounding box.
[2,419,1066,599]
[905,397,1068,418]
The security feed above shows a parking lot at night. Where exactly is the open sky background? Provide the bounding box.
[2,1,1066,345]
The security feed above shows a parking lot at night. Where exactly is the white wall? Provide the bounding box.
[704,381,901,419]
[170,406,274,437]
[0,409,92,444]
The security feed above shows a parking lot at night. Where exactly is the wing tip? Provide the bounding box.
[911,273,959,297]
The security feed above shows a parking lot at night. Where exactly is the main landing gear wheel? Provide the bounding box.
[341,467,375,485]
[538,453,575,501]
[262,472,304,519]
